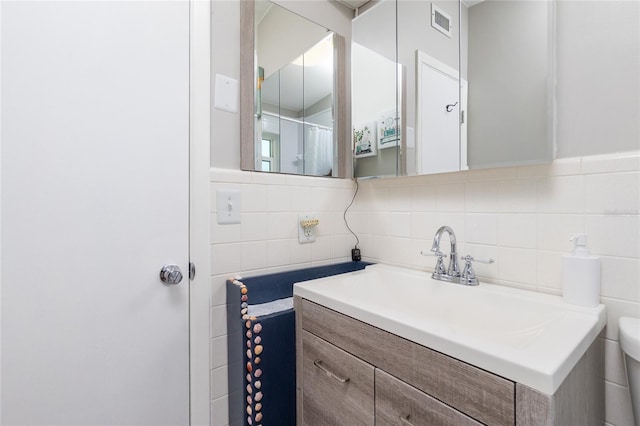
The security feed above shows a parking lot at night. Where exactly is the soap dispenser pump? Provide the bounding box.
[562,233,601,307]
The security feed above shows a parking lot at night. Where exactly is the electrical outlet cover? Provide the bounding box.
[298,213,318,244]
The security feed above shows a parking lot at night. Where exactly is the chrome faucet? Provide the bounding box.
[431,225,460,278]
[421,226,495,286]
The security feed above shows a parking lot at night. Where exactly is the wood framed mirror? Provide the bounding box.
[240,0,349,178]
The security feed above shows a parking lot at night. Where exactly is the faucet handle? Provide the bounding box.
[420,250,446,258]
[461,257,477,281]
[460,255,494,286]
[462,254,495,265]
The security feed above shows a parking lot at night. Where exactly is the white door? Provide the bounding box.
[1,1,190,424]
[416,51,463,174]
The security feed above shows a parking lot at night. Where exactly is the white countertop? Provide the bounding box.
[294,263,606,395]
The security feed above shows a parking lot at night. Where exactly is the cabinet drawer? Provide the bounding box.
[301,299,515,425]
[376,369,482,426]
[302,330,375,425]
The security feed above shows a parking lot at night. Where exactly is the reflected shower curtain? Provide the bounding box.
[303,126,333,176]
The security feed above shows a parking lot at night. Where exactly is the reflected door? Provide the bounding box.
[417,52,462,175]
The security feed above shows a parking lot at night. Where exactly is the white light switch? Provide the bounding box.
[217,189,241,224]
[214,74,239,113]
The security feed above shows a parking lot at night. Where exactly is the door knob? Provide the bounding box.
[160,264,183,285]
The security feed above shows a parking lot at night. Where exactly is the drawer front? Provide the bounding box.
[376,369,482,426]
[302,330,375,426]
[301,299,515,425]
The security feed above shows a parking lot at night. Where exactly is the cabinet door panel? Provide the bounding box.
[302,330,375,426]
[376,369,482,426]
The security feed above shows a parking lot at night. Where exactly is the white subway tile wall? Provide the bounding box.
[209,170,356,425]
[210,151,640,426]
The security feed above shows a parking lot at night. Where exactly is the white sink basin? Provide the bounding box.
[293,263,606,395]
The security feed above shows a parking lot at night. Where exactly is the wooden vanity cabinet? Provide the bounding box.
[296,297,514,425]
[295,296,604,426]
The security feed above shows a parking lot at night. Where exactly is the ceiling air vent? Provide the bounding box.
[431,4,452,38]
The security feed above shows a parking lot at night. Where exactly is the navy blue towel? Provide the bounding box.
[226,261,371,426]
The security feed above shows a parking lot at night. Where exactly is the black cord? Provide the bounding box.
[343,178,360,249]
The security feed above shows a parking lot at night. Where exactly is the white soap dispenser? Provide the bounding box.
[562,233,601,307]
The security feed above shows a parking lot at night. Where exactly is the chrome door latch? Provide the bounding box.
[189,262,196,281]
[160,264,183,285]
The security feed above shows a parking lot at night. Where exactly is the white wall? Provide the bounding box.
[211,0,241,170]
[210,1,640,425]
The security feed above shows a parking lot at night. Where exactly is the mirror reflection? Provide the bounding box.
[259,33,335,175]
[352,0,555,178]
[465,0,555,168]
[399,0,463,176]
[352,0,402,177]
[246,1,342,177]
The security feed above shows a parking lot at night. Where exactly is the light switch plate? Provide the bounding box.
[217,189,241,224]
[214,74,239,113]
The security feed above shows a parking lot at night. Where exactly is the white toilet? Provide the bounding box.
[620,316,640,426]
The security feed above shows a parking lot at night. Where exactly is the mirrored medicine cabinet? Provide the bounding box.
[240,0,557,180]
[240,0,349,178]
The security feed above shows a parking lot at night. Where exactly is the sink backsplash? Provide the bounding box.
[350,152,639,302]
